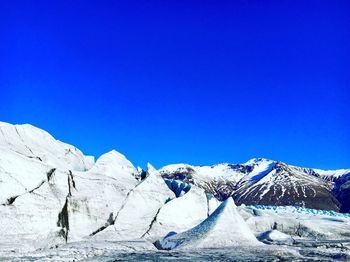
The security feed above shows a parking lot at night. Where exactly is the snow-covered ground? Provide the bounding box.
[313,168,350,181]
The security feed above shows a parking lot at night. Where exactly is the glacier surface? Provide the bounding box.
[0,121,349,261]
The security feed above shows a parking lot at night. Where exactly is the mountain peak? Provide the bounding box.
[244,158,275,165]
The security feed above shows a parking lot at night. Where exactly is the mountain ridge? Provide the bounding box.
[159,159,349,212]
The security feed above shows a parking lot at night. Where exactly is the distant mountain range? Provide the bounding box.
[159,159,350,213]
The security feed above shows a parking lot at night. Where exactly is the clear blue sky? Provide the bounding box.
[1,1,349,169]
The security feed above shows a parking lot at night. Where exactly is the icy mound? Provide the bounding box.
[0,121,93,171]
[146,186,209,241]
[156,198,261,250]
[89,150,138,180]
[96,164,175,240]
[0,168,69,252]
[0,122,95,204]
[257,230,294,245]
[0,123,142,252]
[62,155,139,241]
[0,150,140,251]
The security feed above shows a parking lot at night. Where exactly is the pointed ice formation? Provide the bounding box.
[63,151,139,241]
[156,197,261,250]
[146,186,208,241]
[97,163,175,240]
[89,150,138,180]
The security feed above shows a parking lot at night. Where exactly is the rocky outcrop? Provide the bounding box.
[333,173,350,213]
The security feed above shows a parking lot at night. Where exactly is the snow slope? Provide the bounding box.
[313,168,350,181]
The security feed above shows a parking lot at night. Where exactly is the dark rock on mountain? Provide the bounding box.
[159,160,349,213]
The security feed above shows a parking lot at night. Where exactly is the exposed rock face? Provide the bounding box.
[159,163,248,201]
[233,162,340,211]
[333,173,350,213]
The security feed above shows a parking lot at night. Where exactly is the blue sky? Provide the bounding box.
[1,1,349,169]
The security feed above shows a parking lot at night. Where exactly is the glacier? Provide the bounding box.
[155,197,261,250]
[0,121,350,261]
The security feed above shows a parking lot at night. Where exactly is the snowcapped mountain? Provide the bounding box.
[159,159,350,213]
[0,121,349,260]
